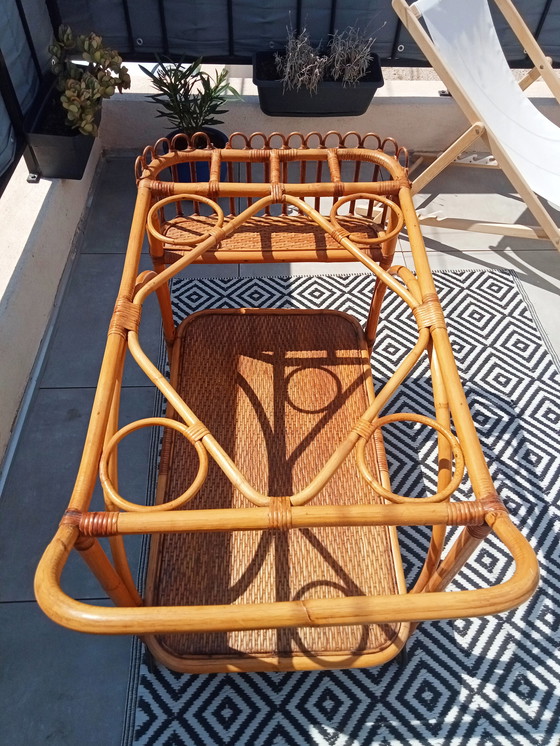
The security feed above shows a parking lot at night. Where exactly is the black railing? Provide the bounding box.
[48,0,560,64]
[0,0,44,193]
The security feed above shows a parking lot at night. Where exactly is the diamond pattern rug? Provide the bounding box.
[122,269,560,746]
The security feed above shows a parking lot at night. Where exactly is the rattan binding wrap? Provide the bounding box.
[145,310,404,663]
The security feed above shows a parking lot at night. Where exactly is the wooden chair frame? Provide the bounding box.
[392,0,560,251]
[34,132,538,673]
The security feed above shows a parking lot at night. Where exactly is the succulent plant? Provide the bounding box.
[49,25,131,136]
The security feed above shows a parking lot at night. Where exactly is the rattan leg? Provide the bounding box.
[75,535,140,607]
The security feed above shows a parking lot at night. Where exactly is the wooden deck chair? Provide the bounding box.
[392,0,560,252]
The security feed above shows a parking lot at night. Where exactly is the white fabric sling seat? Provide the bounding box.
[393,0,560,251]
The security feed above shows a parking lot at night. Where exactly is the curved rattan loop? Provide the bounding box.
[228,132,252,149]
[324,131,345,149]
[303,131,325,148]
[397,146,410,169]
[147,194,225,247]
[340,131,362,148]
[153,137,172,156]
[268,132,290,148]
[100,418,208,512]
[381,137,400,157]
[286,131,306,149]
[142,145,156,165]
[171,132,190,151]
[248,132,268,149]
[357,413,465,503]
[329,194,404,246]
[362,132,383,151]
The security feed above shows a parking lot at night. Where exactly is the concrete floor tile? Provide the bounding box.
[239,260,373,277]
[0,386,153,602]
[411,162,560,253]
[40,253,160,389]
[0,601,131,746]
[182,264,240,278]
[81,156,138,254]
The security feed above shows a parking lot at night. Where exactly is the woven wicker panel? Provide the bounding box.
[146,310,401,661]
[160,213,383,264]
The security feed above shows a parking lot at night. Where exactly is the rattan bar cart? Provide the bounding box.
[35,131,538,673]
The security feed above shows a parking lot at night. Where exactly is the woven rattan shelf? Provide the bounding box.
[144,309,406,671]
[35,131,538,674]
[159,213,385,265]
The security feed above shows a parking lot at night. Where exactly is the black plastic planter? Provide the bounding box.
[24,79,98,180]
[253,51,384,117]
[25,128,96,180]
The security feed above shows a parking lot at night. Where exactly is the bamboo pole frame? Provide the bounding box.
[34,131,539,673]
[35,513,538,635]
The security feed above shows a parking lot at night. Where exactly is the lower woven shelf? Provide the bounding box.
[144,308,408,672]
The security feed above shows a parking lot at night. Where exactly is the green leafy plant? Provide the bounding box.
[274,27,376,93]
[49,25,131,136]
[140,58,241,136]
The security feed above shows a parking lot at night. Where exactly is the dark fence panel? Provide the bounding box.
[51,0,560,63]
[0,0,50,185]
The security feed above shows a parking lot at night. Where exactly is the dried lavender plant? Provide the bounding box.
[329,27,375,85]
[274,26,376,94]
[275,28,329,94]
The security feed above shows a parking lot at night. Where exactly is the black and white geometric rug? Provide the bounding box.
[122,269,560,746]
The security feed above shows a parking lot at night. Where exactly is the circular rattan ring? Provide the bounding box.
[329,193,404,246]
[357,413,465,503]
[147,194,225,247]
[100,417,208,512]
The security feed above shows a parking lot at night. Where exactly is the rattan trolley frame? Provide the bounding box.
[35,131,538,673]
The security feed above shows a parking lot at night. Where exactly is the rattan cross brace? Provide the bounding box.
[71,501,499,538]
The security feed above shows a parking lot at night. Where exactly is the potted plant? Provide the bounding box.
[253,27,384,117]
[25,25,131,180]
[140,57,241,149]
[140,57,241,181]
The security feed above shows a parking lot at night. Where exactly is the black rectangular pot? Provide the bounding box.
[253,51,384,117]
[24,79,98,180]
[25,128,96,180]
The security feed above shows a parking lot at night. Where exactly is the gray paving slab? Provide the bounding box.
[0,386,153,602]
[181,264,240,278]
[0,600,131,746]
[238,257,405,277]
[39,253,161,389]
[81,155,139,254]
[412,163,560,253]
